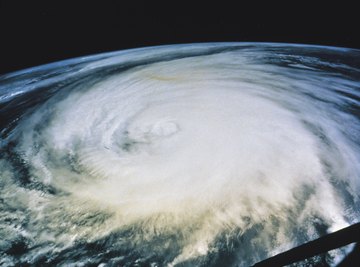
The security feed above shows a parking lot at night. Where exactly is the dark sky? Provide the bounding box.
[0,1,358,75]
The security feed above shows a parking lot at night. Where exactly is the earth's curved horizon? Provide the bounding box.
[0,42,359,266]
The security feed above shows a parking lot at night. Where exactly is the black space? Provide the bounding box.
[0,1,358,75]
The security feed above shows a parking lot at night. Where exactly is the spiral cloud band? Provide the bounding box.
[0,43,359,266]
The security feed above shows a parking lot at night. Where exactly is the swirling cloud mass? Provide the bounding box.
[0,43,360,266]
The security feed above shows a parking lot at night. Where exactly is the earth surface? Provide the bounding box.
[0,43,359,266]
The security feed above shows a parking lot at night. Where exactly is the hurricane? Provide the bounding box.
[0,43,359,266]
